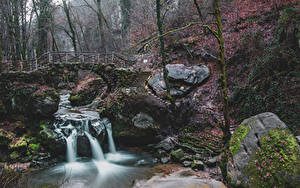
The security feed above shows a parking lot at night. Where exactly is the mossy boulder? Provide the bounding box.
[29,86,60,117]
[227,112,300,187]
[69,75,106,106]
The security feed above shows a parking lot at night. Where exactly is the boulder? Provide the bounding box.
[227,112,300,187]
[148,64,209,97]
[69,74,106,106]
[29,86,60,118]
[132,112,159,129]
[133,168,226,188]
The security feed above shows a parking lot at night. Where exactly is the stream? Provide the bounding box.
[29,94,152,188]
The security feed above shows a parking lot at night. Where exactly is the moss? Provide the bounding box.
[229,124,250,156]
[171,149,184,160]
[10,151,20,160]
[246,128,300,188]
[9,136,28,150]
[69,94,81,103]
[0,129,15,146]
[28,143,40,154]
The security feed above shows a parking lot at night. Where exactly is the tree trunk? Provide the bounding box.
[213,0,231,181]
[120,0,131,46]
[63,0,77,52]
[96,0,106,53]
[156,0,173,103]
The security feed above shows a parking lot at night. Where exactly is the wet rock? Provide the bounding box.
[227,112,300,187]
[69,74,106,106]
[161,157,169,164]
[155,137,176,151]
[29,86,60,117]
[133,168,227,188]
[132,112,158,129]
[191,160,204,170]
[183,161,192,167]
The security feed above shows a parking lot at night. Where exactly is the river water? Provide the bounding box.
[29,94,152,188]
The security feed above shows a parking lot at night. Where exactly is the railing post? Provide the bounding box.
[65,52,67,63]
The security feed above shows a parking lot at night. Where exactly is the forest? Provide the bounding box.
[0,0,299,187]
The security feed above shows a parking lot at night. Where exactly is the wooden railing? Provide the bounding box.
[0,51,136,73]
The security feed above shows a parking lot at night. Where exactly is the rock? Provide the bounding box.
[69,74,106,106]
[180,155,194,162]
[29,86,60,117]
[183,161,192,167]
[296,136,300,143]
[133,168,226,188]
[191,160,204,170]
[132,112,158,129]
[227,112,300,187]
[148,64,210,97]
[161,157,169,164]
[166,64,210,85]
[155,137,176,151]
[206,156,219,168]
[171,149,185,160]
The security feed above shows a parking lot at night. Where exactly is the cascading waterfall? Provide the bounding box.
[85,131,105,161]
[30,93,151,188]
[66,129,77,162]
[106,121,116,153]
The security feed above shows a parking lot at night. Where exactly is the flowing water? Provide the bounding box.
[29,94,152,188]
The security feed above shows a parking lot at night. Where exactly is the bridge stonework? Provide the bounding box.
[0,51,136,73]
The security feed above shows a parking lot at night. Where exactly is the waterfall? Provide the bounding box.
[66,129,77,162]
[106,122,116,153]
[85,132,105,161]
[83,119,89,132]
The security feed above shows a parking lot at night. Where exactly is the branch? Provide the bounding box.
[125,21,203,52]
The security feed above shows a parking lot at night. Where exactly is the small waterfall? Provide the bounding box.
[85,132,105,161]
[83,119,89,132]
[66,129,77,162]
[106,122,116,153]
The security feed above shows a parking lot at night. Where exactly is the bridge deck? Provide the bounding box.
[0,51,136,73]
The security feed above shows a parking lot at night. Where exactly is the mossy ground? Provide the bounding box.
[246,128,300,188]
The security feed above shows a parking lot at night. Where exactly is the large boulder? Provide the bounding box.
[148,64,209,98]
[69,74,106,106]
[227,112,300,187]
[100,87,195,146]
[29,86,60,118]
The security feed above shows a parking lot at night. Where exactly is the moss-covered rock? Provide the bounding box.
[29,86,60,117]
[229,124,250,157]
[227,112,300,187]
[69,75,106,106]
[171,149,185,160]
[246,128,300,188]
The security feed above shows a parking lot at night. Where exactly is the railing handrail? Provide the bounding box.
[0,51,136,73]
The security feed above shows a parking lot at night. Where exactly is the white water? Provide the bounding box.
[106,122,117,153]
[83,119,89,132]
[85,131,105,161]
[66,129,77,162]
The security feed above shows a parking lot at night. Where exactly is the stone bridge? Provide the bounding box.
[0,51,137,73]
